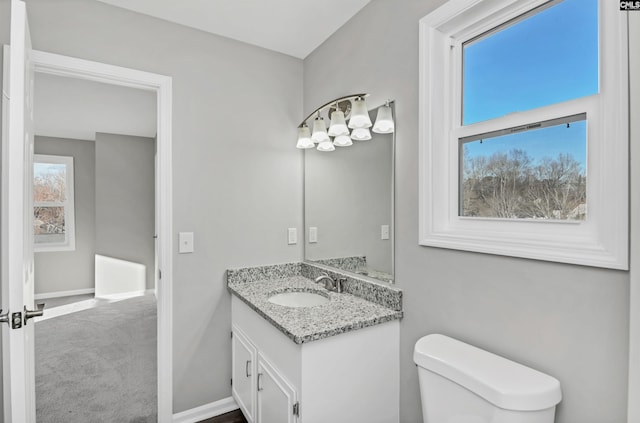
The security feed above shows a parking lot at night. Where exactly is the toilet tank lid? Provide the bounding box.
[413,334,562,411]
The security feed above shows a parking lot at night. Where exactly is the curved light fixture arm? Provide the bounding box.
[299,93,369,128]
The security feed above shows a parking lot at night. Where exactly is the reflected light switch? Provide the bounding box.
[309,227,318,243]
[179,232,194,253]
[288,228,297,245]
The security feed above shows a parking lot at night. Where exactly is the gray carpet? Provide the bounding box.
[35,295,157,423]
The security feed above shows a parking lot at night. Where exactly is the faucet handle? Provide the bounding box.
[335,277,346,293]
[315,273,337,291]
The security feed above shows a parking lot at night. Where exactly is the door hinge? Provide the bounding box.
[230,331,233,339]
[293,402,299,417]
[158,269,162,280]
[230,378,233,386]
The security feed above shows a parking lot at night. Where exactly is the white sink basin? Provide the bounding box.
[268,291,329,308]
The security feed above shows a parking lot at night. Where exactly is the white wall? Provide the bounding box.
[33,136,96,295]
[628,10,640,423]
[95,132,155,292]
[0,0,9,417]
[34,72,157,141]
[303,1,632,422]
[0,0,304,413]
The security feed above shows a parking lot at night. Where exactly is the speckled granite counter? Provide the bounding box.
[227,263,403,344]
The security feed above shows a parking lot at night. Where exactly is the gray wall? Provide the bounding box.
[303,1,632,422]
[305,127,393,274]
[95,132,155,291]
[0,0,304,413]
[33,136,96,295]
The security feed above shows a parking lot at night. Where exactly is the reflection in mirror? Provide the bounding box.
[304,102,394,283]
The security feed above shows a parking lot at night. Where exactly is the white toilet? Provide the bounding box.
[414,334,562,423]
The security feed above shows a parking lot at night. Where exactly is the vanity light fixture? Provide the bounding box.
[317,139,336,152]
[372,101,395,134]
[348,97,373,129]
[333,134,353,147]
[351,127,372,141]
[296,124,314,149]
[328,109,349,137]
[296,94,394,152]
[311,114,330,144]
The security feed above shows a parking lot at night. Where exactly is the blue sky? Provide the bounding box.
[34,163,65,179]
[462,0,597,168]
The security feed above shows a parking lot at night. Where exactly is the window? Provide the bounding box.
[419,0,629,269]
[33,154,75,252]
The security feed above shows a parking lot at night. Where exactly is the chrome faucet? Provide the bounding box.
[314,273,345,293]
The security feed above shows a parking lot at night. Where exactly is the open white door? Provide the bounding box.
[2,0,37,421]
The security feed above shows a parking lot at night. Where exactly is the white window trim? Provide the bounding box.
[419,0,629,269]
[33,154,76,252]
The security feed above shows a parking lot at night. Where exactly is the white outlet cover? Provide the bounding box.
[179,232,194,253]
[288,228,297,245]
[309,227,318,243]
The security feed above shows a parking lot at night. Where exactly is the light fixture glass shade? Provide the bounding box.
[328,110,349,136]
[372,104,395,134]
[311,117,329,143]
[296,125,314,149]
[317,139,335,152]
[333,134,353,147]
[348,97,372,129]
[351,127,372,141]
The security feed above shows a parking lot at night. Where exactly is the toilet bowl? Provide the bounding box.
[414,334,562,423]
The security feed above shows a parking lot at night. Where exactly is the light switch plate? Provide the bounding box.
[381,225,390,240]
[179,232,194,253]
[309,227,318,243]
[288,228,297,245]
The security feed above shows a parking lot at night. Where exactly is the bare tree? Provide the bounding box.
[34,168,67,234]
[462,149,585,220]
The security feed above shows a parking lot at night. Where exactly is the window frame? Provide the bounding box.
[33,154,76,252]
[418,0,629,269]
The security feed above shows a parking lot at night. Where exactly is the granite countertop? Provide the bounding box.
[228,274,403,345]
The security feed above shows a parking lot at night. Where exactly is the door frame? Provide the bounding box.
[29,49,174,422]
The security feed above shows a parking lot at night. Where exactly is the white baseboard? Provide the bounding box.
[34,288,95,300]
[173,397,239,423]
[95,288,154,300]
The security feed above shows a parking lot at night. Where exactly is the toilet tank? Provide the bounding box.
[413,334,562,423]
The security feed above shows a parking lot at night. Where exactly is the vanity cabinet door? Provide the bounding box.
[232,326,256,423]
[257,353,297,423]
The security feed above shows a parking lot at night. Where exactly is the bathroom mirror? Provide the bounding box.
[304,103,394,283]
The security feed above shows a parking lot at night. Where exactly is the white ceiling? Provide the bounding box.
[95,0,372,59]
[34,73,157,141]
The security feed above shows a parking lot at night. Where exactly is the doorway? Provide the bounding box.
[31,73,158,418]
[12,49,173,422]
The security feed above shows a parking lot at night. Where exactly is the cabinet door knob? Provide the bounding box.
[257,373,264,391]
[245,360,251,377]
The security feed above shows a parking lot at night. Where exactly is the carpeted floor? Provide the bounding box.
[35,294,157,423]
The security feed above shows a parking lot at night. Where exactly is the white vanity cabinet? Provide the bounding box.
[231,327,257,422]
[256,353,298,423]
[232,325,298,423]
[231,295,400,423]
